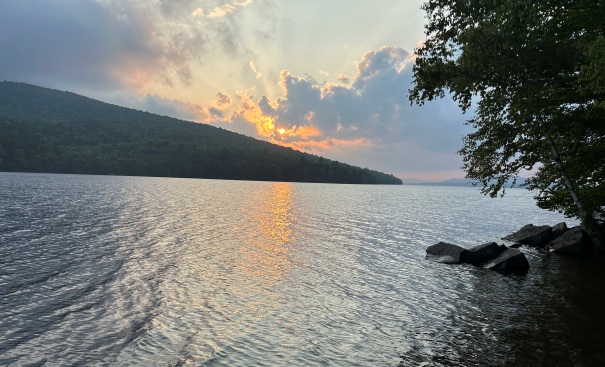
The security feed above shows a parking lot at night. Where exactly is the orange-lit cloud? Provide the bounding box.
[231,87,376,155]
[290,125,322,140]
[270,125,322,143]
[233,47,415,146]
[232,92,319,141]
[274,137,373,155]
[235,93,275,137]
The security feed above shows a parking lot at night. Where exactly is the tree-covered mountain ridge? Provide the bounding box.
[0,81,402,184]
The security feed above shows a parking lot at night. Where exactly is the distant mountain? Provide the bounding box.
[0,81,401,185]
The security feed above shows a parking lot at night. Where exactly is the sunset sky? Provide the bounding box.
[0,0,473,180]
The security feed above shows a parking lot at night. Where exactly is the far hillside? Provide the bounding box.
[0,82,402,185]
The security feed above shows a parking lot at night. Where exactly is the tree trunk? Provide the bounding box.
[544,132,603,249]
[542,131,602,236]
[544,135,586,217]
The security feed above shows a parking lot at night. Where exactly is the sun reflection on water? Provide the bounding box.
[109,181,301,365]
[240,182,295,282]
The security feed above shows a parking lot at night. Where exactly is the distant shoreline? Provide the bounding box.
[401,177,528,187]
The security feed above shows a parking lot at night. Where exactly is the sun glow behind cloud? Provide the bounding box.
[225,47,416,150]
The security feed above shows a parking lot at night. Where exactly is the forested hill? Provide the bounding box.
[0,82,402,184]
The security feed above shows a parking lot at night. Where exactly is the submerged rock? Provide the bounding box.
[462,242,507,265]
[426,241,529,274]
[426,242,467,264]
[547,226,593,255]
[484,248,530,273]
[502,224,553,247]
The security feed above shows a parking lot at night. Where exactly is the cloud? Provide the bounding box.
[229,46,471,176]
[207,92,232,118]
[0,0,206,92]
[236,46,414,144]
[134,94,209,121]
[249,61,262,78]
[214,92,232,108]
[191,8,205,17]
[191,0,255,18]
[0,1,155,91]
[106,90,236,124]
[232,93,278,137]
[0,0,272,97]
[337,74,351,84]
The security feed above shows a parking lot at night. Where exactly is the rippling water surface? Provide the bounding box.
[1,172,604,366]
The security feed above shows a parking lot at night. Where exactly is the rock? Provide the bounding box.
[551,222,569,238]
[426,242,467,264]
[547,226,593,255]
[485,248,530,272]
[502,224,553,247]
[462,242,507,265]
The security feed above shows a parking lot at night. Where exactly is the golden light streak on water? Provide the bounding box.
[240,183,294,283]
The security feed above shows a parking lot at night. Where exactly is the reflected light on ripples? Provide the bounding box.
[240,182,295,282]
[5,175,597,367]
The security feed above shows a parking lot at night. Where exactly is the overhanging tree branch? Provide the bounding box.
[410,0,605,240]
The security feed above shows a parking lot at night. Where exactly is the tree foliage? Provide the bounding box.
[0,82,402,185]
[410,0,605,231]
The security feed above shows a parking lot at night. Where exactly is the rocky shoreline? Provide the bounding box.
[426,222,595,273]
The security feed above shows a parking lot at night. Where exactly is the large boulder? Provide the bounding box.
[502,224,553,247]
[547,226,593,255]
[551,222,569,239]
[426,242,467,264]
[462,242,507,265]
[484,248,530,273]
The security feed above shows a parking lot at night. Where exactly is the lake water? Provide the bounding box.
[1,172,604,366]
